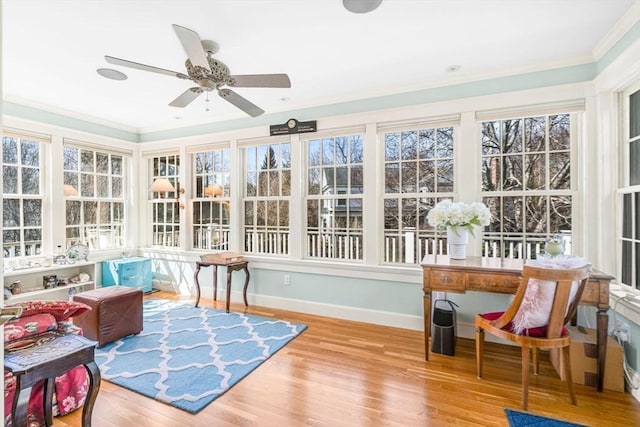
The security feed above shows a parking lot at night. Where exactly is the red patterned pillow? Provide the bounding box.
[7,300,92,322]
[4,313,58,342]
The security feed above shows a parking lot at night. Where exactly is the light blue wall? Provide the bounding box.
[249,268,423,315]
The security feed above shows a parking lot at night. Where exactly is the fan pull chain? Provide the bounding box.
[205,91,210,112]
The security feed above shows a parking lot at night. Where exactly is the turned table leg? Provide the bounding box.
[194,262,202,308]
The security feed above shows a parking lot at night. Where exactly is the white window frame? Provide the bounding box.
[617,79,640,291]
[379,120,458,264]
[63,141,129,251]
[191,146,231,251]
[2,131,48,260]
[148,154,181,248]
[242,139,291,256]
[303,129,365,262]
[477,109,583,259]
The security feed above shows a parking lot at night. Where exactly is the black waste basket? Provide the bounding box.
[431,299,459,356]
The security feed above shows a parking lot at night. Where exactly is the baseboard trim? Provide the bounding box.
[249,292,424,331]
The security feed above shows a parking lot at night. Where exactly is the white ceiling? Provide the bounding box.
[2,0,638,133]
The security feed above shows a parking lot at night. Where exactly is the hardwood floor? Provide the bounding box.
[55,291,640,426]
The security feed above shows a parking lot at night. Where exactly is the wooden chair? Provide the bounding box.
[475,264,591,410]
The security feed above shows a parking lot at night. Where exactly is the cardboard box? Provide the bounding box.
[549,326,624,392]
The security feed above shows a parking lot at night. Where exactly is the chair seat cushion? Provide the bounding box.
[480,311,569,338]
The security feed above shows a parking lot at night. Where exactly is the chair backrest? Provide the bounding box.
[500,264,591,338]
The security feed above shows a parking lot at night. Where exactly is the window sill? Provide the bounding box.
[609,284,640,325]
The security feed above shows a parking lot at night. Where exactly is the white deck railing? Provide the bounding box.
[307,231,363,260]
[245,230,289,255]
[3,242,41,258]
[193,227,230,250]
[382,231,571,264]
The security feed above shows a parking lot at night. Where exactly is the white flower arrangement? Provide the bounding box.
[427,200,491,235]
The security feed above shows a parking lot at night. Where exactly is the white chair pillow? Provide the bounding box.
[512,257,590,335]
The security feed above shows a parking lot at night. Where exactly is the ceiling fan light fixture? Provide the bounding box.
[201,40,220,55]
[343,0,383,14]
[97,68,128,80]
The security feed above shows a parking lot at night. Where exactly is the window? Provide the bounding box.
[2,134,44,258]
[149,155,181,248]
[243,141,291,255]
[620,83,640,290]
[192,148,230,250]
[306,133,364,261]
[480,114,574,258]
[382,126,454,263]
[64,144,127,250]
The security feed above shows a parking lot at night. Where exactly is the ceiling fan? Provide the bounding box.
[105,24,291,117]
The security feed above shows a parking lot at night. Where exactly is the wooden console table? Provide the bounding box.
[421,255,614,392]
[194,255,250,313]
[4,331,101,427]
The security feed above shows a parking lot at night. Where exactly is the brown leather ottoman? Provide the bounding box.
[72,286,143,347]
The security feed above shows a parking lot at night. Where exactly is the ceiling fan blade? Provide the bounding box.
[169,87,203,108]
[218,89,265,117]
[229,74,292,88]
[172,24,211,72]
[105,56,184,78]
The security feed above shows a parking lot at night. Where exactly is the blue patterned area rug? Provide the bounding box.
[505,409,586,426]
[95,299,307,413]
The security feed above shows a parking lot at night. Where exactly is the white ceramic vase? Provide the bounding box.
[447,226,469,260]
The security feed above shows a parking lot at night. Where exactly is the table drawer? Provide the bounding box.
[428,270,466,291]
[466,273,520,293]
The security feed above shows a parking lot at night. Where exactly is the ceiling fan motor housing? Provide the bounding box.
[185,56,233,88]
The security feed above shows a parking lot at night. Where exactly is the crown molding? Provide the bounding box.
[593,1,640,60]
